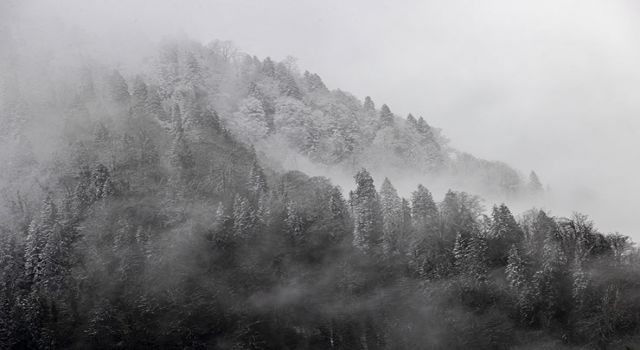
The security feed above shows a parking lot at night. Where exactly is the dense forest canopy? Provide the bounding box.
[1,38,639,349]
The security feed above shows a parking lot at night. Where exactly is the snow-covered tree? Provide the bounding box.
[351,169,383,254]
[379,104,394,127]
[363,96,375,111]
[379,178,403,257]
[229,97,269,144]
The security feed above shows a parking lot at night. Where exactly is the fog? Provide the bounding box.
[3,0,639,237]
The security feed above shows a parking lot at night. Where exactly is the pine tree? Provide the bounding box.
[303,71,328,92]
[275,62,302,99]
[524,210,558,262]
[533,233,568,327]
[379,104,394,127]
[363,96,375,111]
[329,186,348,221]
[261,57,276,77]
[351,169,383,254]
[415,117,431,136]
[411,184,439,237]
[506,244,534,323]
[453,231,488,283]
[379,178,403,257]
[453,232,466,270]
[487,204,524,266]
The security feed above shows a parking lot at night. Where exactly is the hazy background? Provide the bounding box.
[3,0,639,237]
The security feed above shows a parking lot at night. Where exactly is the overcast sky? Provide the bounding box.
[4,0,640,236]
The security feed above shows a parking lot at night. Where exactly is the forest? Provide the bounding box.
[1,39,639,349]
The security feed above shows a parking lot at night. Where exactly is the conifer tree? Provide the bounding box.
[351,169,383,254]
[261,57,276,77]
[275,62,302,99]
[329,186,347,221]
[363,96,375,111]
[533,233,568,327]
[453,231,488,283]
[411,184,439,237]
[415,117,431,136]
[379,104,394,127]
[440,190,480,247]
[380,178,403,257]
[506,244,534,323]
[487,204,524,266]
[303,71,328,92]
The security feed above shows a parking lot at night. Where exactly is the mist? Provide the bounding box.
[3,1,640,348]
[3,0,638,237]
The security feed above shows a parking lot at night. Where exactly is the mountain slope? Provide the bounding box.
[146,39,539,200]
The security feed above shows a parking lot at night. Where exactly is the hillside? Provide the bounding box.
[147,39,541,199]
[0,38,638,349]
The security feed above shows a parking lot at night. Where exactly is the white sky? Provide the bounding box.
[5,0,640,236]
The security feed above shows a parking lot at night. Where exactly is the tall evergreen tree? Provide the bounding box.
[411,184,439,238]
[261,57,276,77]
[379,104,394,127]
[350,169,383,254]
[363,96,375,111]
[487,204,524,266]
[275,62,302,99]
[506,244,534,323]
[379,178,403,257]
